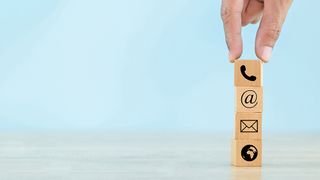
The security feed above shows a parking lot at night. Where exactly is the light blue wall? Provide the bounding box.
[0,0,318,132]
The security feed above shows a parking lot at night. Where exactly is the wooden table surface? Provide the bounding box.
[0,133,319,180]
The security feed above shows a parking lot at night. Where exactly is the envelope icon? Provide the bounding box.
[240,120,258,133]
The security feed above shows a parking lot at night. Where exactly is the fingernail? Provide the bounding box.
[261,46,273,62]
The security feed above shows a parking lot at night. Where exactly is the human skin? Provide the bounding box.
[221,0,292,62]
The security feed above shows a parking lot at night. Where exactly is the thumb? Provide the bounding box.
[255,0,292,62]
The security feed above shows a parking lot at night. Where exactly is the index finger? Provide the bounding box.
[221,0,244,62]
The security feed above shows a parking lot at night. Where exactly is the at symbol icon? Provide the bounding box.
[241,90,258,108]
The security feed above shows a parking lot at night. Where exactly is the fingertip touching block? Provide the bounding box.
[232,139,262,167]
[234,60,263,87]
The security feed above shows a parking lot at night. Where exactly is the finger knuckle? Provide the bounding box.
[220,7,230,22]
[264,23,281,42]
[221,7,240,24]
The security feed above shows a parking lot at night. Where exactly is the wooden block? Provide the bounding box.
[232,139,262,167]
[234,60,263,87]
[234,113,262,140]
[235,86,263,112]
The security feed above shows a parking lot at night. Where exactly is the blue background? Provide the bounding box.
[0,0,318,133]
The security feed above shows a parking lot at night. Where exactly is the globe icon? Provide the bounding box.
[241,144,258,161]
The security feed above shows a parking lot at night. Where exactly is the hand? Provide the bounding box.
[221,0,292,62]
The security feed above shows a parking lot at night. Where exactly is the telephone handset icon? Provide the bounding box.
[240,65,256,81]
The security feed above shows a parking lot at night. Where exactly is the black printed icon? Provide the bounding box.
[240,120,258,133]
[241,144,258,161]
[240,65,256,81]
[241,90,258,108]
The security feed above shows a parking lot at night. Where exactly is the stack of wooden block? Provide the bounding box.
[232,60,263,167]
